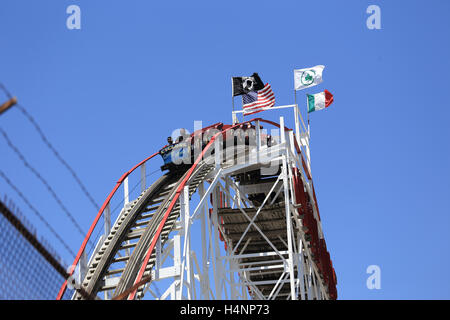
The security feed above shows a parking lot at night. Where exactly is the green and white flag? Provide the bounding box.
[294,65,325,91]
[307,90,334,113]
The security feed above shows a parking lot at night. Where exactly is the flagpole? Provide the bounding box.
[232,77,237,124]
[241,95,245,123]
[306,94,310,135]
[306,94,311,174]
[307,103,310,127]
[232,97,237,124]
[294,89,301,146]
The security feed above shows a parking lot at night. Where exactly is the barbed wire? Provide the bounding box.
[0,198,98,300]
[0,82,100,211]
[0,127,87,239]
[0,169,76,258]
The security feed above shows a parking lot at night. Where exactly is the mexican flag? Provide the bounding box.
[307,90,334,113]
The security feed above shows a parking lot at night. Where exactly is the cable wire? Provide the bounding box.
[0,169,76,258]
[0,127,87,239]
[0,198,98,300]
[0,82,100,211]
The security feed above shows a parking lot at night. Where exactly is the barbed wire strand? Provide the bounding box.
[0,198,98,300]
[0,169,76,258]
[0,127,87,239]
[0,82,100,211]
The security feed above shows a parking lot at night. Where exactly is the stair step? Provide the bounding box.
[142,206,159,214]
[159,190,171,197]
[120,242,137,250]
[113,255,130,263]
[105,268,125,276]
[141,211,155,219]
[134,220,150,227]
[99,283,118,292]
[148,198,164,206]
[126,228,145,240]
[167,182,178,189]
[152,196,167,203]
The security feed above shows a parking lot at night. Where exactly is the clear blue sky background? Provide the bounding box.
[1,0,449,299]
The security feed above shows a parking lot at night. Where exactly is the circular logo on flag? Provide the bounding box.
[243,78,254,91]
[301,70,316,86]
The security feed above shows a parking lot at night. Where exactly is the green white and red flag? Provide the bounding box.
[307,90,334,113]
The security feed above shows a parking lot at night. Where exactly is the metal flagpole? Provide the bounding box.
[294,79,305,148]
[294,70,299,142]
[307,95,310,136]
[241,95,245,123]
[294,89,301,146]
[232,77,236,124]
[306,94,311,174]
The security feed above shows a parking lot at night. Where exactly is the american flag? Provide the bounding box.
[242,83,275,116]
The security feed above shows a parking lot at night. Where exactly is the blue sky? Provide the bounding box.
[1,0,450,299]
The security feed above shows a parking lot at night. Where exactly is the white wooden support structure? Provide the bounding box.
[69,111,335,301]
[104,203,111,236]
[124,177,129,205]
[140,162,146,193]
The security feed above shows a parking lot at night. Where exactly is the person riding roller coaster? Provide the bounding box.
[175,128,190,143]
[158,123,274,172]
[159,129,192,172]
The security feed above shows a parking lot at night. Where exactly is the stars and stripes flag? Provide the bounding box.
[242,83,275,116]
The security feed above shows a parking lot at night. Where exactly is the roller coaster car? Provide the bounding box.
[159,123,225,172]
[159,140,191,172]
[159,122,274,172]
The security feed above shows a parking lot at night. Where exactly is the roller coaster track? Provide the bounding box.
[72,162,214,299]
[57,117,337,300]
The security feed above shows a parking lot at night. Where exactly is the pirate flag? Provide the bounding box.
[232,73,265,97]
